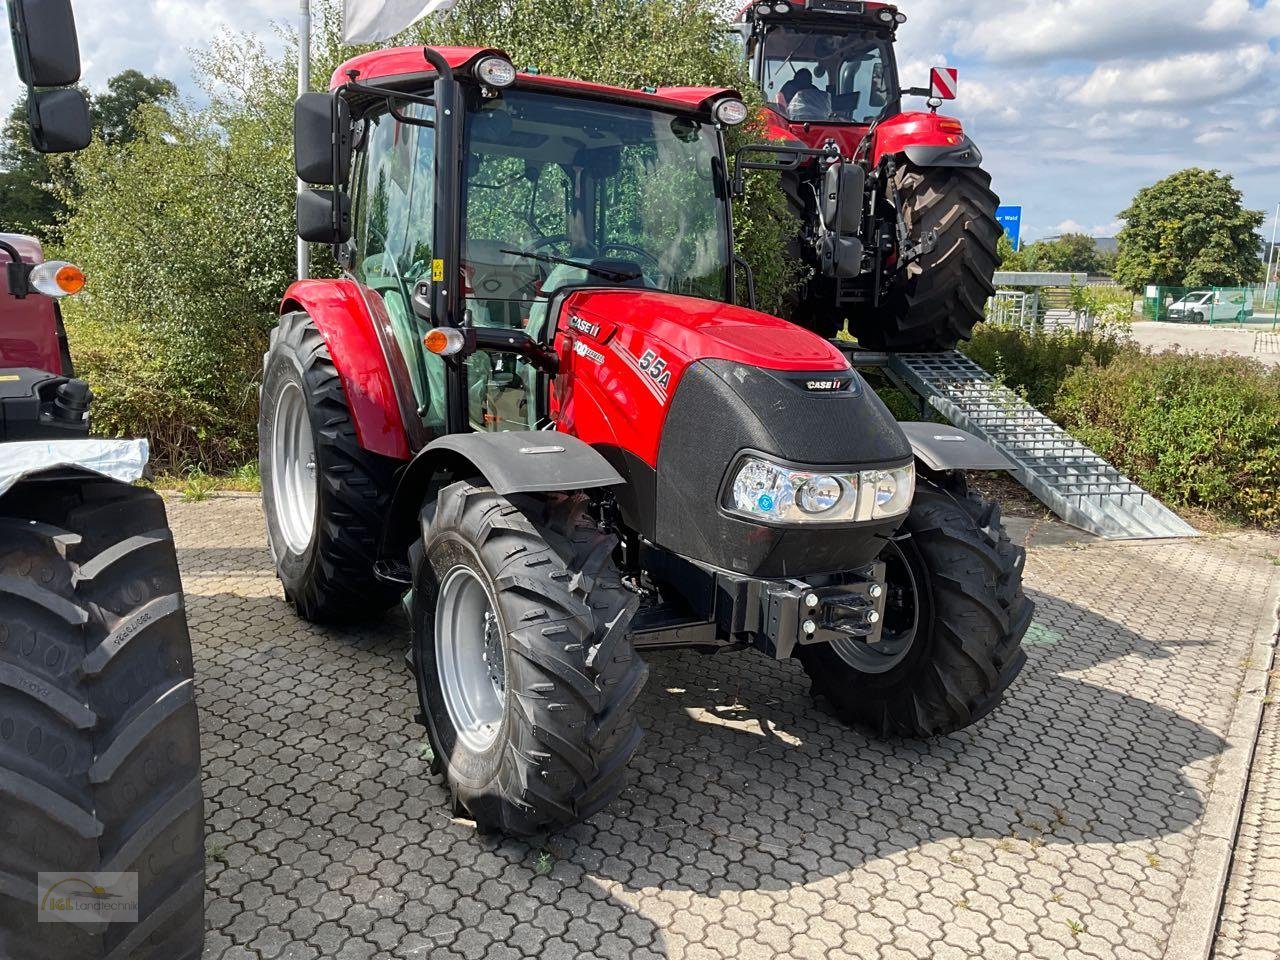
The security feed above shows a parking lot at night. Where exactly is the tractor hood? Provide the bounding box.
[550,287,912,578]
[556,288,851,374]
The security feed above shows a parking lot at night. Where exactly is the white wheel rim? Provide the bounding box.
[435,565,505,753]
[271,380,318,555]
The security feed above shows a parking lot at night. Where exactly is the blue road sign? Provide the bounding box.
[996,205,1023,251]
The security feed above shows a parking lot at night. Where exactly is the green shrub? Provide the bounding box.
[961,326,1134,410]
[1056,352,1280,528]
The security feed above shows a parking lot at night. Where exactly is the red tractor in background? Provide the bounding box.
[731,0,1002,350]
[0,3,205,959]
[264,44,1031,839]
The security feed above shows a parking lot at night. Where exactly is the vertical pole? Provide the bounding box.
[1266,203,1279,320]
[296,0,312,280]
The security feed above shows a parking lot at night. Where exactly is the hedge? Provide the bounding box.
[962,327,1280,528]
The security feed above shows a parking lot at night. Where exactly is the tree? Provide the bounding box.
[1037,233,1105,274]
[0,70,174,237]
[92,70,177,145]
[1114,168,1264,292]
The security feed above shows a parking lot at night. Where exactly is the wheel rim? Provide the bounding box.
[435,565,506,753]
[271,380,318,555]
[829,541,919,674]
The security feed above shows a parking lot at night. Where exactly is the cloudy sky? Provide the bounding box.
[2,0,1278,243]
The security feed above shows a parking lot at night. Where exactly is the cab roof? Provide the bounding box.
[332,46,739,116]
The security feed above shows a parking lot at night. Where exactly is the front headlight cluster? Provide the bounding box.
[727,456,915,525]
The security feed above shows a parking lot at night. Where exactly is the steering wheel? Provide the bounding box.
[526,234,576,255]
[600,242,660,269]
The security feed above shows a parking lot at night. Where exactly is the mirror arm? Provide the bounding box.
[8,1,44,150]
[466,327,560,377]
[734,254,757,311]
[731,142,841,197]
[0,240,32,299]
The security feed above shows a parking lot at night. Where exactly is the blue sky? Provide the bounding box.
[3,0,1278,244]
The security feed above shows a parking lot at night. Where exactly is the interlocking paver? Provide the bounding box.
[176,494,1280,960]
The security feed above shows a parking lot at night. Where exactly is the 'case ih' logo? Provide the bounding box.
[568,315,600,338]
[805,379,849,392]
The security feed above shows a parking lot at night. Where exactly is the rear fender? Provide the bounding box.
[279,279,414,461]
[899,423,1013,473]
[870,111,982,168]
[380,431,623,565]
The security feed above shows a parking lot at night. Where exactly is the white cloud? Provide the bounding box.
[1069,45,1274,107]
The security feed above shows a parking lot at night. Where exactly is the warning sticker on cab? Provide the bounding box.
[432,259,445,282]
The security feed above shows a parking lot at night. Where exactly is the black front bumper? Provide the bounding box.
[716,562,889,660]
[633,546,890,661]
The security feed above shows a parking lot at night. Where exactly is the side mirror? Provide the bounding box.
[297,188,351,245]
[8,0,81,87]
[28,86,90,153]
[929,67,958,101]
[819,163,866,237]
[295,92,351,186]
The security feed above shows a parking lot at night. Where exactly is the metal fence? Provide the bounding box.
[1142,284,1279,328]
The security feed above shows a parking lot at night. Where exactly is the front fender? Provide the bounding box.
[380,431,624,564]
[280,279,413,461]
[870,111,982,168]
[899,423,1013,473]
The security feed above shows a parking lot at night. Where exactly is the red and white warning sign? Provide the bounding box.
[930,67,959,100]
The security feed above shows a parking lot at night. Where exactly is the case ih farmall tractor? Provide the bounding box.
[264,44,1032,838]
[731,0,1002,350]
[0,3,204,959]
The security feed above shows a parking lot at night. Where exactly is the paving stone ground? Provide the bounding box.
[172,495,1280,960]
[1214,667,1280,960]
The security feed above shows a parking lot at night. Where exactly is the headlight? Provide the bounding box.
[475,56,517,88]
[714,98,749,126]
[726,456,915,524]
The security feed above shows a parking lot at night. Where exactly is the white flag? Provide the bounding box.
[343,0,457,45]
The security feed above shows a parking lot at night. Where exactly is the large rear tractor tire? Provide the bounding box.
[0,479,204,960]
[851,164,1001,353]
[411,482,646,836]
[260,311,404,623]
[798,479,1032,738]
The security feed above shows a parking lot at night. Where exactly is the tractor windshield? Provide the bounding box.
[461,89,731,333]
[759,25,896,125]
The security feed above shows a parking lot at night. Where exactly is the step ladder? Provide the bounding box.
[851,349,1199,541]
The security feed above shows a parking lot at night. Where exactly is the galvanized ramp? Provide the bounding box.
[878,351,1198,540]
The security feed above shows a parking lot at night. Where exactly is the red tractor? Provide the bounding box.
[264,44,1031,838]
[0,3,205,959]
[731,0,1002,350]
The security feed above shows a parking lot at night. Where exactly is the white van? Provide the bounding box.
[1167,290,1254,322]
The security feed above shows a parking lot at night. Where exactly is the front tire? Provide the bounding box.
[260,311,403,623]
[411,482,646,836]
[0,480,204,960]
[851,163,1001,352]
[798,479,1032,738]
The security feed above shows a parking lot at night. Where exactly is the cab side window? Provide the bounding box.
[352,103,438,419]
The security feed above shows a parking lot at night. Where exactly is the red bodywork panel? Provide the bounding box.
[760,108,965,165]
[335,46,736,115]
[281,280,412,461]
[549,290,850,468]
[0,233,64,376]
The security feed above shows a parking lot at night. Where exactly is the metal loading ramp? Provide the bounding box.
[880,351,1199,540]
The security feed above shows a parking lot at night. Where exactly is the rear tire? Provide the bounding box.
[798,479,1032,737]
[0,479,204,960]
[851,163,1001,352]
[411,482,645,836]
[260,311,403,623]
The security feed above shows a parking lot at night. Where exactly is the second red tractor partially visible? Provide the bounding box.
[732,0,1002,350]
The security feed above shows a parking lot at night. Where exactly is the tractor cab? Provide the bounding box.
[735,0,907,155]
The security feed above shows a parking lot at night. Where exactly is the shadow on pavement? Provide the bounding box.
[186,565,1224,957]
